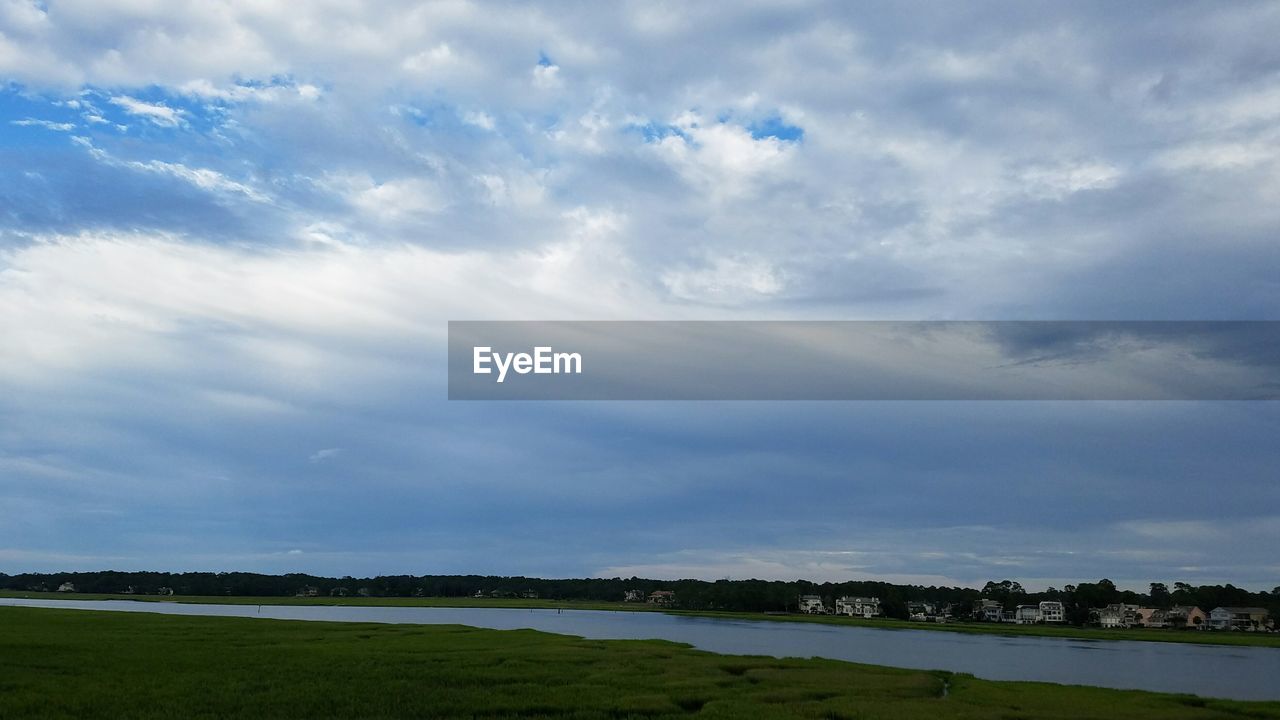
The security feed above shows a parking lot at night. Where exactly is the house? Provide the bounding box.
[330,587,350,597]
[798,594,827,614]
[473,590,486,598]
[835,596,880,618]
[156,587,174,596]
[1134,608,1166,628]
[520,590,539,599]
[295,585,319,597]
[647,590,676,606]
[1014,605,1041,624]
[1210,607,1269,632]
[1164,605,1207,630]
[1038,601,1065,623]
[977,599,1005,622]
[623,589,644,602]
[56,582,76,593]
[907,601,934,621]
[1093,603,1141,628]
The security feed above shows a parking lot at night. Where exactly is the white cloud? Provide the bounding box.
[10,118,75,131]
[177,78,322,104]
[651,112,795,198]
[1019,160,1123,200]
[109,96,184,127]
[532,62,562,90]
[308,448,342,464]
[460,109,495,130]
[661,254,786,304]
[75,138,271,203]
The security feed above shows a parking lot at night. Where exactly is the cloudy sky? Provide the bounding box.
[2,1,1278,590]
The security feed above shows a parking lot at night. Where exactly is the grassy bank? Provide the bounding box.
[3,606,1277,719]
[6,589,1279,649]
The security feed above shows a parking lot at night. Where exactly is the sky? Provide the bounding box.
[1,1,1278,591]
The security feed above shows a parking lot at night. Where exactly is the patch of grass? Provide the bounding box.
[3,607,1279,719]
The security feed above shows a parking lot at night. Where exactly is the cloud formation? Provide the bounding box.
[1,1,1278,589]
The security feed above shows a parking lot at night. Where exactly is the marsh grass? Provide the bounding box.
[3,607,1279,719]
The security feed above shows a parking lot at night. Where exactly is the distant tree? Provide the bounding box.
[1149,582,1170,607]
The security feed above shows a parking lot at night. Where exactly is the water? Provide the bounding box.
[4,598,1278,701]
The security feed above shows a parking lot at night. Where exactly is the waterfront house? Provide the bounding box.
[977,599,1005,622]
[835,596,881,618]
[56,582,76,593]
[520,590,539,599]
[295,585,319,597]
[1014,605,1041,624]
[1094,603,1141,628]
[1038,600,1065,623]
[1135,607,1166,628]
[623,589,644,602]
[798,594,827,614]
[1210,607,1269,631]
[647,590,676,606]
[1164,605,1207,630]
[907,601,933,621]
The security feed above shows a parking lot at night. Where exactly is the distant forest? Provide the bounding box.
[4,572,1277,624]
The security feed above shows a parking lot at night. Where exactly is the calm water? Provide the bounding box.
[5,598,1279,701]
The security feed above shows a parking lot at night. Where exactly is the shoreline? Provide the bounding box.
[4,589,1277,649]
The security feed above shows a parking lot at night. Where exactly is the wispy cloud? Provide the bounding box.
[109,96,184,127]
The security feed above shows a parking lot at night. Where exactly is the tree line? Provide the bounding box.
[3,571,1276,622]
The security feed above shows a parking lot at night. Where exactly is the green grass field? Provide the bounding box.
[2,606,1277,719]
[5,590,1278,648]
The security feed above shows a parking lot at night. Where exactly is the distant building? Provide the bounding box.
[156,587,174,596]
[330,587,350,597]
[835,596,880,618]
[1093,603,1141,628]
[1210,607,1269,632]
[1038,601,1065,623]
[623,589,644,603]
[56,582,76,593]
[977,599,1005,622]
[647,590,676,606]
[520,590,539,599]
[1135,608,1166,628]
[798,595,827,614]
[1164,606,1207,630]
[295,586,319,597]
[1014,605,1041,624]
[907,601,933,621]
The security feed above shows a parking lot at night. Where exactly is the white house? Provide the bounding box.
[56,582,76,593]
[1014,605,1041,624]
[835,596,880,618]
[1038,601,1065,623]
[977,599,1005,622]
[1094,603,1141,628]
[798,594,827,614]
[1210,607,1269,631]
